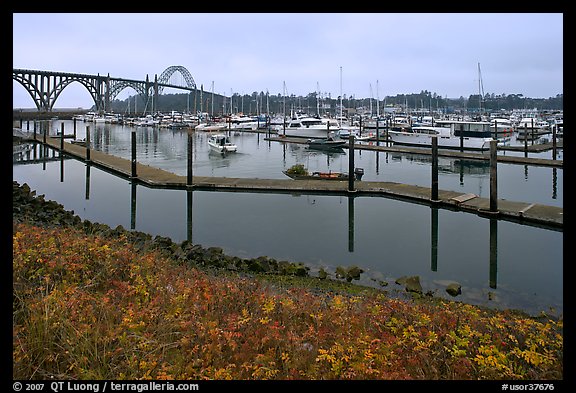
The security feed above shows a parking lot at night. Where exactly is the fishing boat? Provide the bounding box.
[208,134,237,153]
[388,120,494,150]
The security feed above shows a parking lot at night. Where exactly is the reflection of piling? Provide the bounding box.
[431,207,438,272]
[489,218,498,289]
[187,190,193,243]
[60,152,64,183]
[348,195,355,253]
[85,164,91,200]
[131,181,137,230]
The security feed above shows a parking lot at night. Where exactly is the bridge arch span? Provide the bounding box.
[158,66,196,93]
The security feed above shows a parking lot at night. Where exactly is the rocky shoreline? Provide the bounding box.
[13,180,317,278]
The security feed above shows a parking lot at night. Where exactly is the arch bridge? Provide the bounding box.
[13,66,197,113]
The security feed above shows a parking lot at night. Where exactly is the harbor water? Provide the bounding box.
[12,120,563,316]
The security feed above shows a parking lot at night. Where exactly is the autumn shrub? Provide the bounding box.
[13,222,563,380]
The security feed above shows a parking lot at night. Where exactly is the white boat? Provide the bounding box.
[282,116,340,139]
[230,115,259,131]
[490,118,515,136]
[195,122,228,132]
[208,134,237,153]
[388,120,494,150]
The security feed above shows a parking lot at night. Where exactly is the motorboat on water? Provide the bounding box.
[282,116,340,139]
[388,120,494,150]
[306,136,347,150]
[195,122,228,132]
[208,134,237,153]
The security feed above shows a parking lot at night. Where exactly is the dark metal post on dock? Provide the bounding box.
[431,136,439,202]
[376,118,380,146]
[523,124,528,157]
[43,122,47,144]
[385,117,389,146]
[493,120,497,139]
[489,140,498,213]
[33,121,36,141]
[348,134,355,192]
[531,118,535,146]
[552,125,557,160]
[187,130,193,187]
[60,123,65,152]
[73,117,77,139]
[131,130,137,179]
[85,126,91,162]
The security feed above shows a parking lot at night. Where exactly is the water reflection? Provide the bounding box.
[12,139,562,316]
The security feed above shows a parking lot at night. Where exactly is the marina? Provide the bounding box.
[13,118,563,317]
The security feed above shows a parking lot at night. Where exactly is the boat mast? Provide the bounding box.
[283,81,286,134]
[369,83,373,117]
[478,62,485,115]
[339,66,343,123]
[211,81,214,120]
[317,82,320,116]
[376,80,380,118]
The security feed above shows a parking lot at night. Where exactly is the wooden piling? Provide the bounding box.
[131,130,137,178]
[85,126,91,162]
[60,123,64,151]
[348,134,355,192]
[490,139,498,213]
[187,130,193,186]
[431,136,439,202]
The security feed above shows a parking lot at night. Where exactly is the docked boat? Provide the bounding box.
[306,136,347,150]
[230,115,260,131]
[388,120,494,150]
[336,128,372,141]
[283,116,340,139]
[196,122,228,132]
[490,118,515,136]
[208,134,237,153]
[283,164,349,181]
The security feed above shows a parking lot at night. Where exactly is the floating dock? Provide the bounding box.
[18,131,563,230]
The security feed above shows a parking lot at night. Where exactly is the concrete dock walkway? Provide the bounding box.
[21,132,563,230]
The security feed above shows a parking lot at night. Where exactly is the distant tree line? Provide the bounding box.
[107,90,563,116]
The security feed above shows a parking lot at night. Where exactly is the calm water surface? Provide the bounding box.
[12,120,563,316]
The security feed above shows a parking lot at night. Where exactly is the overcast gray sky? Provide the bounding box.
[12,13,563,109]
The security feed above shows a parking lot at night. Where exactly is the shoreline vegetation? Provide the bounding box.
[12,181,563,380]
